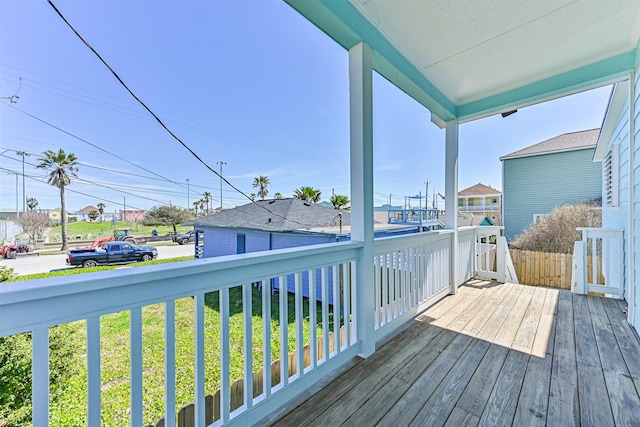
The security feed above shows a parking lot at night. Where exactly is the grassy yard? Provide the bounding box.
[47,221,192,239]
[3,260,336,426]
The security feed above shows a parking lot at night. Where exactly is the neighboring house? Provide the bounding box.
[593,79,640,333]
[500,129,602,240]
[120,209,145,222]
[48,208,62,224]
[76,205,99,221]
[458,183,502,224]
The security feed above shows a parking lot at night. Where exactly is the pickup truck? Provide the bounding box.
[172,229,195,245]
[67,241,158,268]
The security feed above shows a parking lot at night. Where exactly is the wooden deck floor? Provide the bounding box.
[271,281,640,427]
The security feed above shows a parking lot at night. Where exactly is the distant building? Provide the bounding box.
[120,209,145,222]
[76,205,99,221]
[500,129,602,240]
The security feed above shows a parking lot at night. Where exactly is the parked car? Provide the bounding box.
[67,241,158,268]
[172,230,195,245]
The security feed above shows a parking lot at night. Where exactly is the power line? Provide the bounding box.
[46,0,317,228]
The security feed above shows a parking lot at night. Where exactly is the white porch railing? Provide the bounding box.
[0,227,507,426]
[572,228,624,299]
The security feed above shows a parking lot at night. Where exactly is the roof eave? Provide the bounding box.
[593,82,630,161]
[500,145,596,161]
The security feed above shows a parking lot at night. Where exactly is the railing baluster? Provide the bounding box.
[309,270,317,367]
[87,317,101,426]
[279,276,289,385]
[220,288,231,422]
[344,262,351,348]
[194,294,205,425]
[332,265,340,354]
[243,283,253,408]
[374,255,380,329]
[382,254,388,325]
[295,272,304,376]
[350,260,358,343]
[164,300,176,426]
[130,307,143,427]
[262,279,272,398]
[32,327,49,426]
[321,267,329,360]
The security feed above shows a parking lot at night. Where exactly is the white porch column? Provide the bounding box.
[628,70,636,326]
[349,42,375,357]
[445,119,459,294]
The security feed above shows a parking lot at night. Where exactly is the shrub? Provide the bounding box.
[0,266,16,283]
[0,324,83,426]
[510,202,601,254]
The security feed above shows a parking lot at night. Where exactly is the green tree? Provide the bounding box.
[330,194,350,210]
[249,193,257,201]
[192,200,200,217]
[88,210,100,221]
[252,175,270,200]
[203,191,212,215]
[142,205,192,235]
[293,186,321,203]
[36,149,79,250]
[26,197,38,211]
[274,192,283,199]
[97,202,106,222]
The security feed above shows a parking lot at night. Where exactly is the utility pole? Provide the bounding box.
[217,161,226,209]
[186,178,190,209]
[425,179,430,210]
[16,151,29,214]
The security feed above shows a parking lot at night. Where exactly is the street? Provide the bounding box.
[1,243,196,276]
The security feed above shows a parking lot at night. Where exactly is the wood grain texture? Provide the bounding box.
[270,283,640,427]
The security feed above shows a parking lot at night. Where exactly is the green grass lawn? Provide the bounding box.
[4,260,337,426]
[47,221,192,239]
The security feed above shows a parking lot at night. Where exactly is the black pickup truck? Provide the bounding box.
[67,241,158,268]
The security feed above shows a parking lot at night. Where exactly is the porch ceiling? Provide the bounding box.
[286,0,640,123]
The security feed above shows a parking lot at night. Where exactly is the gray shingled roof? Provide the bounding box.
[500,129,600,160]
[187,198,350,232]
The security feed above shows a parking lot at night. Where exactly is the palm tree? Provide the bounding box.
[274,192,283,199]
[203,191,212,215]
[293,186,321,203]
[97,202,106,222]
[27,197,38,211]
[193,200,201,217]
[199,199,207,215]
[37,149,79,250]
[250,193,257,201]
[252,175,270,200]
[330,194,350,210]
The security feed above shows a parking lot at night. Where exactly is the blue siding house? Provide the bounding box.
[187,198,415,303]
[593,71,640,333]
[501,129,602,240]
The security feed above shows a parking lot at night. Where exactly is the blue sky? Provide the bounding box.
[0,0,612,214]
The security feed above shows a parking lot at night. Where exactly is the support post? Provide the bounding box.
[628,71,636,325]
[445,120,459,294]
[349,42,375,357]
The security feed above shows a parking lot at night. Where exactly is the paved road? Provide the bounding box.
[1,243,196,276]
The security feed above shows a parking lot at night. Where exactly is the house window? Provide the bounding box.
[237,233,246,254]
[533,214,547,223]
[468,199,474,206]
[491,198,498,204]
[604,144,619,207]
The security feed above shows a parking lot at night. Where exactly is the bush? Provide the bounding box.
[510,202,601,254]
[0,266,16,283]
[0,324,83,426]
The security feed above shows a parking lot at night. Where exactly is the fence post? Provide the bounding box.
[572,242,585,294]
[496,235,506,283]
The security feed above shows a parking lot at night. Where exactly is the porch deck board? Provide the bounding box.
[271,281,640,427]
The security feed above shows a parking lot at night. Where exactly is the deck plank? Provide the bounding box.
[444,407,479,427]
[493,285,535,348]
[478,349,529,426]
[410,339,490,426]
[376,334,473,426]
[271,283,640,427]
[513,298,556,427]
[460,282,512,337]
[588,296,640,426]
[573,293,615,426]
[456,344,509,418]
[511,287,546,353]
[547,291,580,426]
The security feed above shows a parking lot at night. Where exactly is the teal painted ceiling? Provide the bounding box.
[286,0,640,124]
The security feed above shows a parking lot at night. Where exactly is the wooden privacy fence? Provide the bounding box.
[149,325,348,427]
[510,249,604,289]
